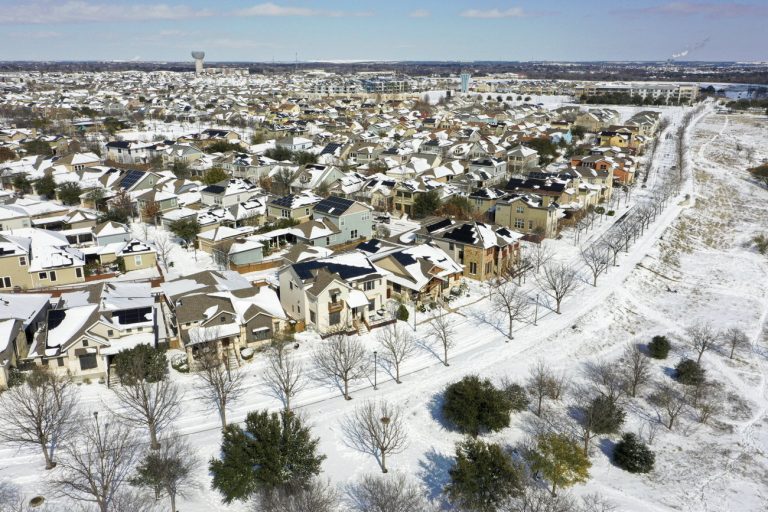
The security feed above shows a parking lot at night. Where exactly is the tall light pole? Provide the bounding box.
[373,350,378,390]
[533,293,539,326]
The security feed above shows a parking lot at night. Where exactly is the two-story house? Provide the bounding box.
[278,251,389,335]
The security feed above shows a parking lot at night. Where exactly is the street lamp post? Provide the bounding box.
[534,293,539,326]
[373,350,378,390]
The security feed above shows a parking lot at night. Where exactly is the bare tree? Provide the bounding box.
[602,232,624,266]
[689,381,723,425]
[580,244,611,287]
[347,472,436,512]
[342,400,407,473]
[253,479,339,512]
[195,344,246,428]
[153,232,175,271]
[376,321,417,383]
[427,304,457,366]
[686,324,717,364]
[500,485,575,512]
[263,342,306,412]
[487,280,531,341]
[526,360,556,417]
[0,367,79,469]
[537,263,579,314]
[53,413,141,512]
[528,242,554,273]
[722,327,750,360]
[111,372,181,450]
[130,434,199,512]
[312,332,369,400]
[650,382,688,430]
[615,219,638,253]
[583,360,626,404]
[618,344,651,398]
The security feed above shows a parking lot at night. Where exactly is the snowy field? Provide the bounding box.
[2,110,768,511]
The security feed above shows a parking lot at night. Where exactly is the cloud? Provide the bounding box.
[0,1,213,24]
[234,3,373,18]
[613,2,768,18]
[8,30,62,39]
[460,7,526,18]
[409,9,430,18]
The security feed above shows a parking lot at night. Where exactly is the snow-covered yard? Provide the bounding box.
[2,110,768,511]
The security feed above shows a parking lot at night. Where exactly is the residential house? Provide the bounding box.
[201,178,260,208]
[278,251,390,335]
[415,219,521,281]
[312,196,373,246]
[0,228,85,291]
[267,192,322,222]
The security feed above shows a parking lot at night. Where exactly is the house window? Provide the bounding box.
[2,277,11,288]
[19,256,26,266]
[363,280,375,291]
[79,354,97,371]
[134,255,142,266]
[368,299,375,312]
[529,221,534,230]
[469,262,477,274]
[305,208,310,216]
[290,281,294,290]
[82,340,89,347]
[107,329,114,337]
[221,316,226,322]
[39,272,48,280]
[310,310,316,323]
[50,271,57,282]
[350,229,358,239]
[329,311,341,325]
[76,267,83,278]
[516,206,524,214]
[281,209,290,218]
[57,358,65,367]
[514,218,525,229]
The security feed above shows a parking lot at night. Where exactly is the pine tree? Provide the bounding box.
[210,410,325,503]
[445,437,523,512]
[675,359,705,386]
[613,433,654,473]
[443,375,513,437]
[648,335,671,359]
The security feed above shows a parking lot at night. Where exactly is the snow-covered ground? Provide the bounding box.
[3,110,768,511]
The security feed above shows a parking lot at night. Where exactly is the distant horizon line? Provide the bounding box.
[1,59,766,65]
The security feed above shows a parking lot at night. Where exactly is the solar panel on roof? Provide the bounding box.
[119,170,144,189]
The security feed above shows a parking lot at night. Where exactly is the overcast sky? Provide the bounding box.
[0,0,766,62]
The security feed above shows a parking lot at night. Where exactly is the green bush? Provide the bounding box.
[396,304,409,322]
[114,344,168,383]
[613,433,654,473]
[445,437,524,512]
[443,375,513,436]
[675,358,705,386]
[648,335,671,359]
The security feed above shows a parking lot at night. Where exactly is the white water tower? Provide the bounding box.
[191,51,205,75]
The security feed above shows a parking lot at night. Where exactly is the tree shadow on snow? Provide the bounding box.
[599,437,617,461]
[418,449,454,505]
[427,392,456,432]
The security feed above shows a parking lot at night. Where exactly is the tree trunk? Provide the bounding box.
[555,299,561,314]
[551,480,557,497]
[285,393,291,413]
[220,404,227,428]
[149,422,159,450]
[730,345,735,359]
[42,443,54,470]
[593,274,598,287]
[443,346,449,366]
[170,491,177,512]
[344,378,351,400]
[381,450,387,473]
[395,364,401,384]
